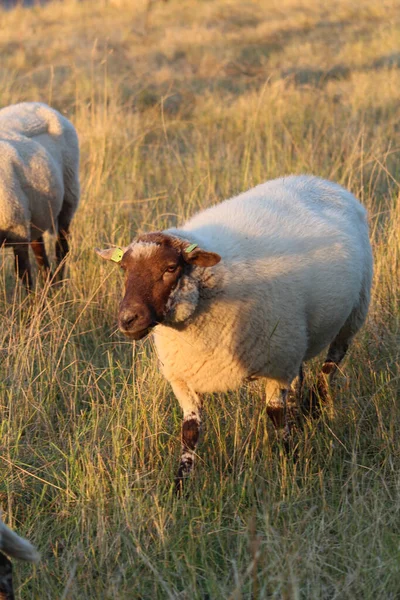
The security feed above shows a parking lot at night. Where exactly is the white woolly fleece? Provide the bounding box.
[154,175,373,395]
[0,102,79,244]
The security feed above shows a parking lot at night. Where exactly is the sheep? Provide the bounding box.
[0,512,39,600]
[96,175,373,492]
[0,102,80,289]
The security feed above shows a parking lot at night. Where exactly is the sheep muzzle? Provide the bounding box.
[118,302,157,339]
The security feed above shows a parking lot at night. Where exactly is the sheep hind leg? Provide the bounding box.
[31,236,51,281]
[13,244,32,291]
[309,339,349,417]
[0,552,14,600]
[171,381,202,496]
[312,287,370,414]
[265,380,295,451]
[55,224,70,282]
[55,198,76,282]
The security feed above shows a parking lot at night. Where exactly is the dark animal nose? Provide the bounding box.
[119,309,139,330]
[118,304,153,334]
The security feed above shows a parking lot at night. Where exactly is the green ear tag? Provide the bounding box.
[185,243,198,254]
[110,247,124,263]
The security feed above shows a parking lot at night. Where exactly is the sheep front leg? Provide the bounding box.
[55,226,70,282]
[13,244,32,290]
[171,381,201,495]
[31,236,51,279]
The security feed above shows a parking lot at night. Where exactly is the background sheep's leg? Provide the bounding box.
[55,183,79,281]
[172,381,202,495]
[55,224,70,281]
[13,244,32,290]
[0,552,14,600]
[31,236,51,278]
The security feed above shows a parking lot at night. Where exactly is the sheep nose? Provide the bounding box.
[119,309,139,330]
[119,306,143,329]
[119,304,153,334]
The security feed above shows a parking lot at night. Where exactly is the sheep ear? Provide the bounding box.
[183,245,221,267]
[95,247,126,263]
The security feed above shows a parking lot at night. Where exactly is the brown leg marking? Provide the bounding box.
[13,244,32,290]
[266,402,285,430]
[324,342,349,380]
[0,552,14,600]
[174,415,200,496]
[55,227,70,281]
[31,236,51,276]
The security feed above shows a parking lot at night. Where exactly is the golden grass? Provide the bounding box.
[0,0,399,597]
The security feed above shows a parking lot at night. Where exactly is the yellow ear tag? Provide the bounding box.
[185,243,198,253]
[110,247,124,263]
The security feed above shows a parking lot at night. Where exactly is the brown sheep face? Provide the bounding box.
[96,232,221,340]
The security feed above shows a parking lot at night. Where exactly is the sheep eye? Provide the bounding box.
[165,265,177,273]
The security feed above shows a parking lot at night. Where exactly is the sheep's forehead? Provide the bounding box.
[126,242,160,261]
[122,240,178,271]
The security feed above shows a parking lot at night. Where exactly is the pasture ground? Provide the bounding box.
[0,0,399,597]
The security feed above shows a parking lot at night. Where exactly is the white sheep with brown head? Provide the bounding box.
[97,175,373,492]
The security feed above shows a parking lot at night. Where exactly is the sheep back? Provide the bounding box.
[0,102,79,243]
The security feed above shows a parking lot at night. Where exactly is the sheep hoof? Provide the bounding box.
[174,477,184,497]
[174,467,193,498]
[174,476,192,499]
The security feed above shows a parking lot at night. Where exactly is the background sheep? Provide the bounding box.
[96,175,373,492]
[0,102,80,289]
[0,513,39,600]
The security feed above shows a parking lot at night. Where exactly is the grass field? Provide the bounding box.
[0,0,399,597]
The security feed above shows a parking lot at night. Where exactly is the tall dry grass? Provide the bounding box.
[0,0,399,597]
